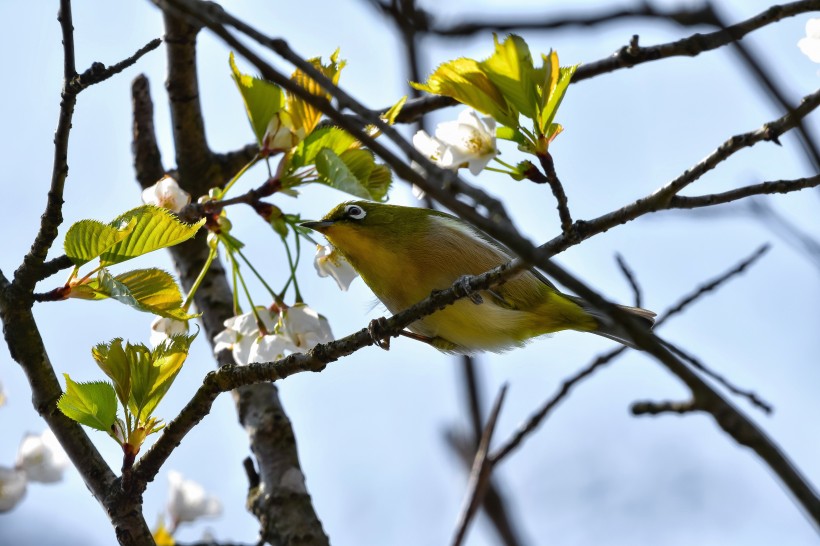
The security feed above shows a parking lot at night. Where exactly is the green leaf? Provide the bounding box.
[412,58,518,128]
[113,269,193,319]
[287,50,346,136]
[70,268,197,320]
[381,95,407,125]
[496,126,528,146]
[480,34,539,121]
[99,205,205,266]
[537,53,577,136]
[230,52,285,145]
[92,338,131,407]
[125,343,154,419]
[57,374,118,433]
[288,126,358,172]
[315,148,391,201]
[129,333,196,421]
[64,218,137,266]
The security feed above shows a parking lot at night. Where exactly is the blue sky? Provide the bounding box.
[0,1,818,544]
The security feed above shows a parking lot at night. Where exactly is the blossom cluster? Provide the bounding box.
[213,303,333,365]
[0,428,69,512]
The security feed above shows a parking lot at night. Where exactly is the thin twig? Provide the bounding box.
[65,38,162,95]
[656,244,770,327]
[664,341,773,414]
[451,385,508,546]
[615,254,642,308]
[538,152,573,234]
[490,346,624,464]
[668,175,820,210]
[574,1,820,82]
[490,243,772,463]
[631,399,698,415]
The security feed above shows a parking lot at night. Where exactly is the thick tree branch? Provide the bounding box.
[132,74,167,187]
[1,3,157,543]
[135,13,329,544]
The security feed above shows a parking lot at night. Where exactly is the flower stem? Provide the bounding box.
[220,154,259,198]
[181,245,217,311]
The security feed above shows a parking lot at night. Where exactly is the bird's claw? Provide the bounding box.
[368,317,391,350]
[454,275,483,305]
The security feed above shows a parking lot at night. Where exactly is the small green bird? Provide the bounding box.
[302,201,655,353]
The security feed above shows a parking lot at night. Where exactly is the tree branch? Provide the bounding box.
[451,385,508,546]
[574,1,820,82]
[669,175,820,209]
[135,11,330,544]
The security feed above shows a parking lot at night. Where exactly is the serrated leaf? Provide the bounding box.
[537,53,576,136]
[125,343,154,419]
[287,50,346,136]
[113,269,192,319]
[315,148,391,201]
[129,333,196,421]
[71,268,197,320]
[288,126,358,172]
[412,58,518,128]
[99,205,204,266]
[92,338,131,407]
[230,52,285,145]
[340,149,391,201]
[57,374,118,433]
[480,34,539,121]
[64,218,137,266]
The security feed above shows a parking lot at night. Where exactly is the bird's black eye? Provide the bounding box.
[345,204,366,220]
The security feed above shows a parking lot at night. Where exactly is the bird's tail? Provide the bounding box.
[571,297,656,349]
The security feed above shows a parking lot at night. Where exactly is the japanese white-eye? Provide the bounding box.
[302,201,655,353]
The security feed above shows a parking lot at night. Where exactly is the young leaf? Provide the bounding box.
[230,52,285,145]
[129,334,196,421]
[315,148,391,201]
[64,218,136,266]
[99,206,205,267]
[92,338,131,407]
[381,95,407,126]
[70,268,197,320]
[287,50,346,137]
[339,149,391,201]
[480,34,539,121]
[57,374,118,433]
[412,58,518,128]
[125,343,154,420]
[537,53,577,136]
[113,269,193,319]
[288,126,358,171]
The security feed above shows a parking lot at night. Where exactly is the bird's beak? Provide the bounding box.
[300,220,335,233]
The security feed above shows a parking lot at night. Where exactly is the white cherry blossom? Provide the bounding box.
[16,429,69,484]
[280,304,334,352]
[798,18,820,63]
[166,470,222,530]
[141,175,191,213]
[0,466,27,513]
[149,317,189,347]
[314,245,358,291]
[413,109,498,175]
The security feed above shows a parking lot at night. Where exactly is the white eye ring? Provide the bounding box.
[345,204,366,220]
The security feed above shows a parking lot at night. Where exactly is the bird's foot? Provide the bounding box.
[453,275,483,305]
[368,317,391,350]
